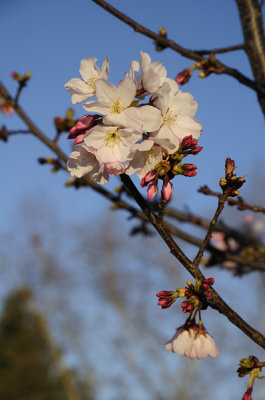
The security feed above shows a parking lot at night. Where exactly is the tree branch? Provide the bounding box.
[199,185,265,214]
[193,44,245,56]
[235,0,265,114]
[91,0,265,96]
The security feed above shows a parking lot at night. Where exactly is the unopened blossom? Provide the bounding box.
[165,322,219,359]
[68,114,100,144]
[67,143,109,184]
[147,182,158,200]
[65,57,109,104]
[152,82,202,143]
[83,75,162,131]
[162,178,173,200]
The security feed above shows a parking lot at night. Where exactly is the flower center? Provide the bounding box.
[162,109,178,129]
[104,128,121,147]
[110,98,124,114]
[86,74,98,90]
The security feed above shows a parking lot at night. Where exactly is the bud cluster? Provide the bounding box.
[176,54,217,86]
[156,277,215,312]
[68,114,101,144]
[54,108,76,133]
[237,356,264,400]
[219,157,245,197]
[140,135,202,201]
[11,71,32,85]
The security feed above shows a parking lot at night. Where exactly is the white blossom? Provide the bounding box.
[152,82,202,143]
[165,323,219,359]
[65,57,109,104]
[67,143,109,184]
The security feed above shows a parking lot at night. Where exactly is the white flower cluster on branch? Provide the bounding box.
[65,52,202,199]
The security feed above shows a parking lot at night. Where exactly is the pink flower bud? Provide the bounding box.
[181,135,193,149]
[76,114,98,130]
[242,388,252,400]
[147,182,158,200]
[175,69,191,85]
[190,146,203,155]
[74,133,85,144]
[182,163,197,171]
[203,277,215,286]
[182,171,197,177]
[162,179,173,201]
[144,170,157,184]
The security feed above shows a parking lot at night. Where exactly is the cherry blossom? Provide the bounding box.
[65,57,109,104]
[67,143,109,184]
[165,322,219,359]
[84,124,143,166]
[136,51,178,96]
[152,82,202,144]
[83,75,161,131]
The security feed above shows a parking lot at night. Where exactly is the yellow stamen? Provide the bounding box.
[162,109,178,128]
[104,128,120,147]
[110,98,124,114]
[86,74,98,90]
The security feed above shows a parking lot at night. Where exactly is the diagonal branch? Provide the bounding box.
[193,44,245,56]
[91,0,264,96]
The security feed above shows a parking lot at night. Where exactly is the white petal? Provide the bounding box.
[83,101,110,115]
[117,76,137,107]
[65,78,94,104]
[137,105,162,132]
[96,79,118,103]
[173,115,202,140]
[100,57,109,80]
[79,57,99,81]
[171,91,198,116]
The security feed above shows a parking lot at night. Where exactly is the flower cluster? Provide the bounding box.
[156,277,218,359]
[156,277,215,313]
[65,52,202,198]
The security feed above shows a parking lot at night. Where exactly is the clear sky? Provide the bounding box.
[1,1,265,399]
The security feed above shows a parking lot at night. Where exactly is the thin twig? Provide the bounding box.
[91,0,265,95]
[193,193,228,267]
[194,44,245,56]
[199,185,265,214]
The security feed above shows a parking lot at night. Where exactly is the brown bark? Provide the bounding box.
[235,0,265,116]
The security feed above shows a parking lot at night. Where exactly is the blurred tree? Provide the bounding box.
[0,287,93,400]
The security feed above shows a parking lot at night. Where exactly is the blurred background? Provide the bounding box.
[1,1,265,399]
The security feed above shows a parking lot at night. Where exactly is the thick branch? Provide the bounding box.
[235,0,265,114]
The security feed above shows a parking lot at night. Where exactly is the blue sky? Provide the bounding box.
[1,1,265,399]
